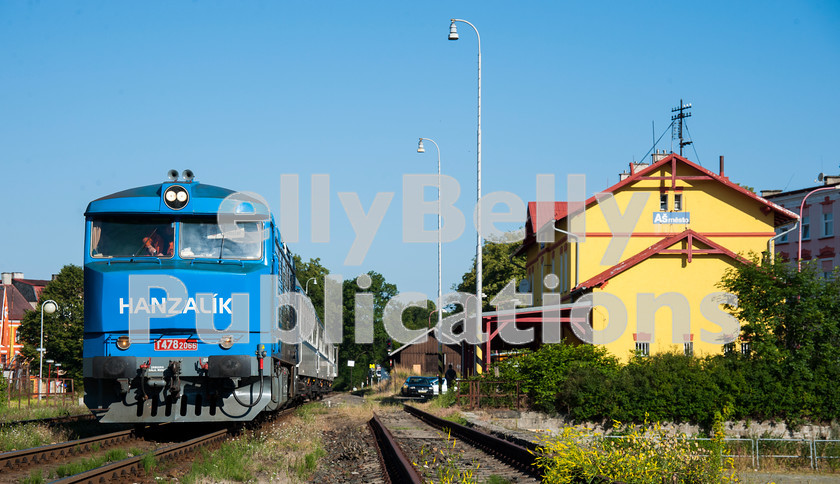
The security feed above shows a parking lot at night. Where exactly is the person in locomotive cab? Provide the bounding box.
[140,225,174,257]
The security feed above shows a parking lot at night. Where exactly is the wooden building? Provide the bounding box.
[388,327,464,376]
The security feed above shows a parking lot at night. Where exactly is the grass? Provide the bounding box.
[20,469,45,484]
[484,476,512,484]
[0,401,90,422]
[0,422,66,452]
[182,440,254,483]
[292,446,326,479]
[181,402,343,483]
[54,448,131,478]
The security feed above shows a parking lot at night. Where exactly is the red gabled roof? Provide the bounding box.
[517,153,799,256]
[0,285,34,321]
[576,229,750,291]
[528,153,798,235]
[527,202,568,235]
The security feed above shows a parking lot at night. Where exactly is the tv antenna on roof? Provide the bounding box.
[671,99,693,156]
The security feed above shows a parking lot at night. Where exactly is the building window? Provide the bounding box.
[660,193,668,211]
[822,258,835,279]
[823,212,834,237]
[802,216,810,240]
[724,342,735,355]
[635,342,650,357]
[674,193,683,211]
[777,226,788,244]
[684,342,693,357]
[740,343,750,355]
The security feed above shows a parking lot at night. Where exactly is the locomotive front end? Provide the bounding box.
[83,174,288,423]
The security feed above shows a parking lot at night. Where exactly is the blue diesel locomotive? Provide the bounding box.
[83,171,335,423]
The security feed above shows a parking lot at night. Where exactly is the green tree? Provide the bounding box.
[293,255,330,322]
[719,254,840,420]
[455,236,527,311]
[335,271,399,390]
[19,265,84,382]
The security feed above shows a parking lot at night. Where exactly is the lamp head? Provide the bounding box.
[448,20,459,40]
[43,301,56,314]
[417,139,426,153]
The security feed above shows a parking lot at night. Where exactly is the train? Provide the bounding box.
[82,170,336,423]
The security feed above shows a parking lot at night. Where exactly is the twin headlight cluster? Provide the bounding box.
[115,335,235,350]
[163,185,189,210]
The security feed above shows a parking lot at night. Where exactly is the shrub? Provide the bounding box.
[533,418,738,483]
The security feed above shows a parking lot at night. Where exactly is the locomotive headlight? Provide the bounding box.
[116,336,131,350]
[163,185,189,210]
[219,335,234,350]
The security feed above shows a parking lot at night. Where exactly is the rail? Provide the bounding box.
[368,413,423,484]
[0,413,95,428]
[403,404,542,479]
[0,428,134,471]
[52,428,229,484]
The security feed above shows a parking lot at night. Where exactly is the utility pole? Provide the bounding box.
[671,99,693,156]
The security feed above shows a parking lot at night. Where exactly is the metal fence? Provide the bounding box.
[455,379,527,409]
[5,377,77,408]
[596,434,840,471]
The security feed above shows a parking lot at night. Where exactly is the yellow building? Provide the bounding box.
[513,153,798,360]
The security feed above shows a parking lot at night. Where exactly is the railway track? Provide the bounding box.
[51,428,229,484]
[0,428,136,473]
[370,405,543,483]
[0,413,96,428]
[41,405,301,482]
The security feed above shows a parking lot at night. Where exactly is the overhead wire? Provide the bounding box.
[639,120,675,164]
[683,119,701,166]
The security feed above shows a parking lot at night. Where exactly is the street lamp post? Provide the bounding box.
[798,186,839,272]
[305,277,318,295]
[418,137,444,394]
[38,300,57,400]
[449,18,484,373]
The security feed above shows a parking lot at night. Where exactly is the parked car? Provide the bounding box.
[401,376,435,398]
[425,377,451,395]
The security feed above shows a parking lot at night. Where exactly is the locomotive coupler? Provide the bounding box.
[167,360,182,401]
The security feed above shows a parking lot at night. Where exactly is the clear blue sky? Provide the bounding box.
[2,1,838,299]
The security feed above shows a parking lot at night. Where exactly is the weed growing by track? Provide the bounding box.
[181,402,354,483]
[532,416,739,483]
[0,422,65,452]
[0,402,89,422]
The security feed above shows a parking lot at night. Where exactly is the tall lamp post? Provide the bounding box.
[417,137,444,393]
[798,186,839,271]
[305,277,318,295]
[38,299,57,400]
[449,18,484,374]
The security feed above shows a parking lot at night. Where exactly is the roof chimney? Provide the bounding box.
[1,273,11,285]
[719,155,725,177]
[651,150,668,163]
[823,176,840,186]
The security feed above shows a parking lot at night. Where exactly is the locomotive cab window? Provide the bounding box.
[90,217,175,258]
[179,219,263,260]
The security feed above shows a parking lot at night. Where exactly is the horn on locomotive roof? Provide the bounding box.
[167,169,179,181]
[183,169,195,182]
